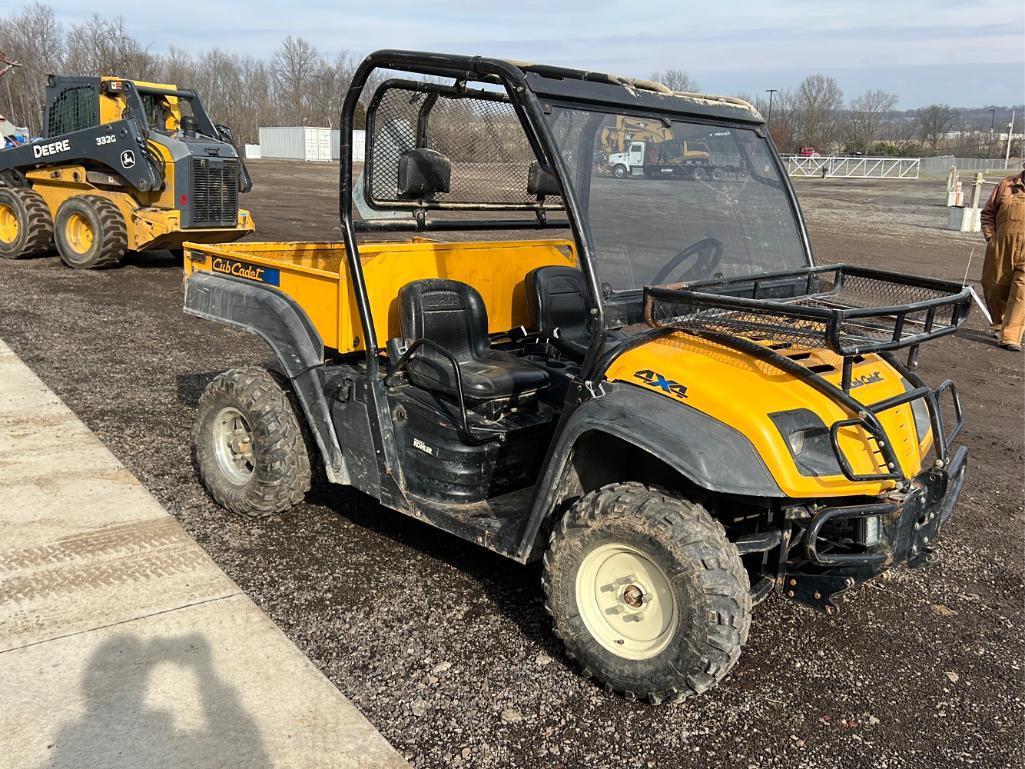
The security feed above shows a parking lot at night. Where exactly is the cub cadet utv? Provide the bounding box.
[183,51,971,703]
[0,75,253,268]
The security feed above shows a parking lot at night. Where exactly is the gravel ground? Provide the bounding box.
[0,163,1022,768]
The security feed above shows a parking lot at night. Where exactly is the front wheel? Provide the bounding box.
[194,367,312,516]
[612,165,629,179]
[543,482,750,704]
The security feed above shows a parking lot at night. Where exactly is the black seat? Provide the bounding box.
[398,279,549,400]
[525,266,624,359]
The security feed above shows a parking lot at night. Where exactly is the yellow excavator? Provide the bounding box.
[0,75,253,268]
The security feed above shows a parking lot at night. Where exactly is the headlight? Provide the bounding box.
[901,377,932,444]
[770,409,843,477]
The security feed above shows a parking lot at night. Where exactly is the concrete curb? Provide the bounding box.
[0,339,409,769]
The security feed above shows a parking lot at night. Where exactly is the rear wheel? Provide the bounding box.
[543,482,751,704]
[0,187,53,259]
[691,166,707,181]
[710,168,723,181]
[54,195,127,269]
[194,367,312,517]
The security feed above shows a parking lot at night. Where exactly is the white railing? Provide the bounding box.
[782,155,921,179]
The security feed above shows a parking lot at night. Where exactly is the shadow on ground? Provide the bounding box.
[44,633,270,769]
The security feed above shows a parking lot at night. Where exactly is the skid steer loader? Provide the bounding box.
[0,75,253,268]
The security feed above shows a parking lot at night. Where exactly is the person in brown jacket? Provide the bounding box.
[980,162,1025,351]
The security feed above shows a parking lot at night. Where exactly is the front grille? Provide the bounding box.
[190,157,239,227]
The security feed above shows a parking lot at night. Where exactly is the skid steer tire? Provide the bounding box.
[54,195,127,269]
[0,187,53,259]
[543,482,751,704]
[194,367,312,517]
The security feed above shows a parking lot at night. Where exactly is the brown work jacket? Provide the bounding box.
[981,172,1025,241]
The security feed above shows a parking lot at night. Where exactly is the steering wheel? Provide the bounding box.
[650,237,725,285]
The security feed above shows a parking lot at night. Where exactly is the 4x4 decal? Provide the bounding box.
[633,369,688,399]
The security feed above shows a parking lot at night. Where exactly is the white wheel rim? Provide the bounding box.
[212,406,255,484]
[575,543,678,660]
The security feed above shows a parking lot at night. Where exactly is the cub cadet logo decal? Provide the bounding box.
[211,257,280,286]
[849,371,883,389]
[32,139,71,158]
[633,369,688,399]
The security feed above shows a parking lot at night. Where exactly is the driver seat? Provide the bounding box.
[398,279,549,400]
[525,266,624,359]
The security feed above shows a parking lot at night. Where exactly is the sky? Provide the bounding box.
[36,0,1025,108]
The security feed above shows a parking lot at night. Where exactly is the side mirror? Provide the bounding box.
[527,162,560,197]
[397,148,451,198]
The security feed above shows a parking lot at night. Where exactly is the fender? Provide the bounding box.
[515,382,784,560]
[184,271,348,483]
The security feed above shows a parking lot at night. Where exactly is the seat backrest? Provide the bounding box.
[525,266,588,339]
[398,279,490,363]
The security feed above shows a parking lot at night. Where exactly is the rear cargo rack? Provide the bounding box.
[640,265,971,484]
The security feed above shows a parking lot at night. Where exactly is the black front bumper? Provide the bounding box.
[785,445,967,611]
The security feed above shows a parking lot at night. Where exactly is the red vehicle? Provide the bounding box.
[799,146,819,157]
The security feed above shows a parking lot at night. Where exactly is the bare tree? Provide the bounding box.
[0,3,65,133]
[915,104,958,152]
[272,35,320,124]
[64,15,154,79]
[793,74,843,151]
[842,89,898,152]
[746,89,798,152]
[650,68,698,93]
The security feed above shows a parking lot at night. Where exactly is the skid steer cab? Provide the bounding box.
[0,75,253,269]
[182,51,971,704]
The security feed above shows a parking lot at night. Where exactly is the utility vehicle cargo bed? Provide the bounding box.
[183,238,576,354]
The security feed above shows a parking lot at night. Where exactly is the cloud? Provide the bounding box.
[24,0,1025,107]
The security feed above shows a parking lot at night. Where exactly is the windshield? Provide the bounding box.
[546,106,810,290]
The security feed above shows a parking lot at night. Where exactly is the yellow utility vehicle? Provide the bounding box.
[183,51,971,703]
[0,75,253,268]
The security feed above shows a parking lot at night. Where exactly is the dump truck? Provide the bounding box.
[181,51,971,704]
[0,75,253,268]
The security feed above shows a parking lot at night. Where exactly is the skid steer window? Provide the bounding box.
[47,86,99,136]
[546,106,809,290]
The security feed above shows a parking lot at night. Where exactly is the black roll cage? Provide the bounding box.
[337,49,813,384]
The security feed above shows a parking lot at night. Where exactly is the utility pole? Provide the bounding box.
[1006,110,1017,169]
[766,88,778,128]
[987,108,996,160]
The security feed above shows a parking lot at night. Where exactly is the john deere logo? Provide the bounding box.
[120,150,136,169]
[633,369,688,400]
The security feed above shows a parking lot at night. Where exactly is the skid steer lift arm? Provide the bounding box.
[0,119,164,192]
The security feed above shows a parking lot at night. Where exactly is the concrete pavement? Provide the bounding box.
[0,338,409,769]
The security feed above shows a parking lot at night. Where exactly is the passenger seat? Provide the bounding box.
[397,279,549,400]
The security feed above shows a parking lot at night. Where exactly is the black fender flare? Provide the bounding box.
[515,383,784,560]
[184,271,348,483]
